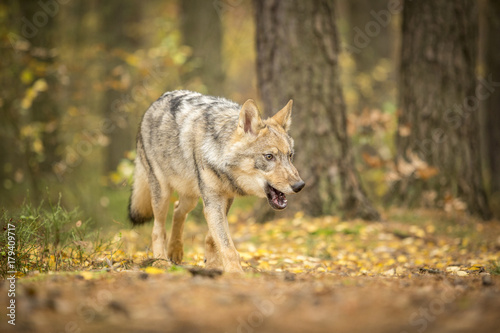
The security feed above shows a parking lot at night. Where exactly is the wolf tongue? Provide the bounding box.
[274,190,287,207]
[267,184,287,210]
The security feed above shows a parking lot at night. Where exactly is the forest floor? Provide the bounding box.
[1,209,500,333]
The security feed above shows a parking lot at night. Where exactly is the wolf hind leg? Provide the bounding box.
[167,195,198,264]
[151,186,171,260]
[204,232,223,270]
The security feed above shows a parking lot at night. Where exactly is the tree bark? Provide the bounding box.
[343,0,398,113]
[0,1,63,200]
[100,2,141,173]
[181,0,224,96]
[254,0,380,220]
[393,0,491,219]
[484,0,500,207]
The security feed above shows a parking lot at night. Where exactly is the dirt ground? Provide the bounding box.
[1,269,499,333]
[2,210,500,332]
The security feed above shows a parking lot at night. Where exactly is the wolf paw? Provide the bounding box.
[223,264,244,274]
[204,255,223,270]
[167,243,184,264]
[151,258,170,268]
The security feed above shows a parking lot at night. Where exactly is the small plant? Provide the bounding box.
[0,195,114,278]
[490,261,500,276]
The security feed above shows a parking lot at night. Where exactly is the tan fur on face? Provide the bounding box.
[229,111,301,197]
[259,122,301,194]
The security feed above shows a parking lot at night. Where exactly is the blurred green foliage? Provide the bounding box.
[0,1,401,228]
[0,1,257,226]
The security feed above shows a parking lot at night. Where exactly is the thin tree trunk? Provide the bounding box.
[2,1,63,200]
[343,0,397,114]
[181,0,224,96]
[484,0,500,217]
[20,2,60,176]
[393,1,491,219]
[254,0,380,220]
[100,2,141,173]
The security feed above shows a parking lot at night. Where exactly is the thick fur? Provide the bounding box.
[128,90,304,272]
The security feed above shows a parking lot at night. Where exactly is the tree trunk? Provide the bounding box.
[484,0,500,216]
[342,0,398,114]
[0,1,63,200]
[20,2,61,177]
[181,0,224,96]
[253,0,380,220]
[100,2,141,173]
[393,1,491,219]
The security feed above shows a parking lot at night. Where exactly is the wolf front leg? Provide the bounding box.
[202,195,243,273]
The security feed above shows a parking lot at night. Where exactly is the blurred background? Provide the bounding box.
[0,0,498,231]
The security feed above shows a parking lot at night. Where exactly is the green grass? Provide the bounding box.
[490,261,500,276]
[309,228,336,236]
[342,225,362,235]
[0,195,116,278]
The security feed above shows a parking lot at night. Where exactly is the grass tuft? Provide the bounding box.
[0,195,116,278]
[489,261,500,276]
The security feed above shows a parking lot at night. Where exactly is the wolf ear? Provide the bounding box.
[238,99,264,136]
[272,100,293,132]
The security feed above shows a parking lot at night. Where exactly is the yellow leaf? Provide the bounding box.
[416,167,439,180]
[294,211,304,219]
[109,172,121,184]
[68,106,79,116]
[21,69,34,84]
[385,258,396,266]
[409,226,425,238]
[33,78,48,92]
[80,271,94,280]
[144,266,165,275]
[305,223,318,233]
[228,214,238,224]
[468,265,483,271]
[125,54,139,67]
[259,261,270,270]
[172,53,187,65]
[32,138,43,154]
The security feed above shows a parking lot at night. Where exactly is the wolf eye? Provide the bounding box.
[264,154,274,161]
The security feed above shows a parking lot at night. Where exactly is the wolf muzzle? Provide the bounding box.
[291,180,305,193]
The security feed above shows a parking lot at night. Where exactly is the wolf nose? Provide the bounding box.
[291,181,305,193]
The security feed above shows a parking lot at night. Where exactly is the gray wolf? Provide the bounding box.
[128,90,304,273]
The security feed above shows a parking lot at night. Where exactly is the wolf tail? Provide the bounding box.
[128,162,153,225]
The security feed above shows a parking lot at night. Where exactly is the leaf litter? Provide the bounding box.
[1,209,500,333]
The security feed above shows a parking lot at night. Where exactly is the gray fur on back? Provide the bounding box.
[137,90,242,198]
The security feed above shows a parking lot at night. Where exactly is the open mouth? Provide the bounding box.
[265,183,287,210]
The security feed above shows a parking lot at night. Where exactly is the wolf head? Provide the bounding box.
[230,99,305,210]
